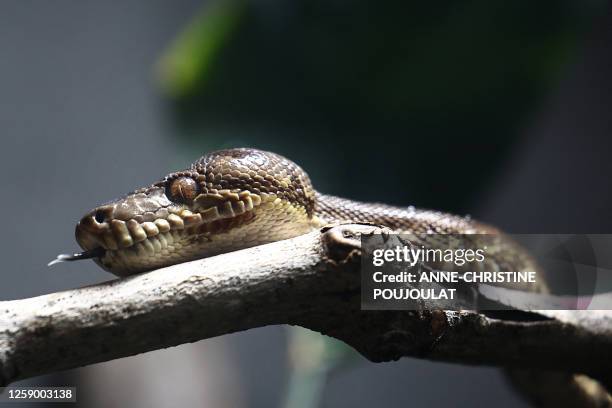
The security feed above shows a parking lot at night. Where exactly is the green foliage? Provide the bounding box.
[157,0,246,98]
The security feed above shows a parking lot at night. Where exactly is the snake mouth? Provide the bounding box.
[71,188,265,275]
[76,207,204,251]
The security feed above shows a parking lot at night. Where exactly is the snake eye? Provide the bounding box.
[94,210,106,223]
[167,177,199,203]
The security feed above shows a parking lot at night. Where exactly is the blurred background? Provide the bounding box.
[0,1,611,407]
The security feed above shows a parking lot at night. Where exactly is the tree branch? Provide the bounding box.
[1,224,611,390]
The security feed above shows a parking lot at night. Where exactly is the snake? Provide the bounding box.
[51,147,541,291]
[52,147,612,404]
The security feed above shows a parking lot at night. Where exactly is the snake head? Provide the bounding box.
[63,148,317,276]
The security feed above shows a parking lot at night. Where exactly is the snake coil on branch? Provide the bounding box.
[46,147,612,407]
[52,148,540,288]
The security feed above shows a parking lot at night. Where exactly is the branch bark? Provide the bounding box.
[0,224,611,391]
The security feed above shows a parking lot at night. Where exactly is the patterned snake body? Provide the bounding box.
[71,148,540,290]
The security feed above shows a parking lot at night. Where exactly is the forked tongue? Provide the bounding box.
[48,247,106,267]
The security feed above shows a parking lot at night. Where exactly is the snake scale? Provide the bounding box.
[57,147,541,292]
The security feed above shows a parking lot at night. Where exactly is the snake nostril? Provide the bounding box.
[94,210,106,224]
